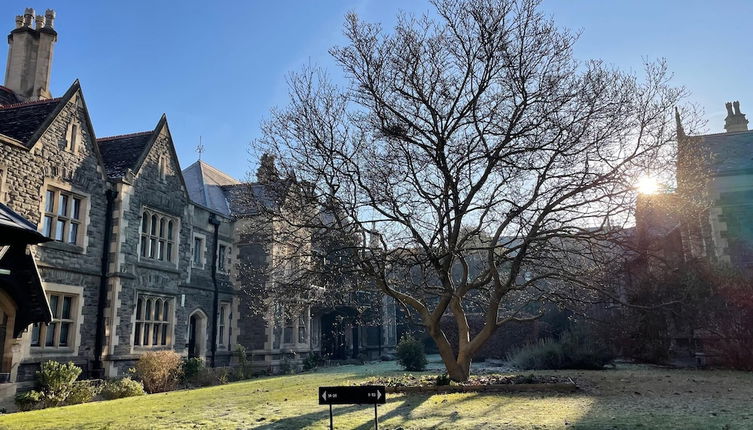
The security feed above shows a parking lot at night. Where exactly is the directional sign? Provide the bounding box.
[318,385,386,405]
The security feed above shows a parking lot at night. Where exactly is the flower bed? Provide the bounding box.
[362,373,577,394]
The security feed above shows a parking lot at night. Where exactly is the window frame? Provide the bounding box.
[217,241,232,274]
[0,164,6,203]
[217,302,231,349]
[41,186,86,247]
[192,233,206,268]
[133,294,174,349]
[28,284,83,355]
[139,208,178,265]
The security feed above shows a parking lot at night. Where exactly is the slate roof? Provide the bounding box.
[222,183,277,217]
[0,98,61,147]
[182,160,240,215]
[97,131,153,179]
[691,129,753,175]
[0,86,20,105]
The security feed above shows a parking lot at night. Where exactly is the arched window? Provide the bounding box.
[134,295,174,349]
[140,209,178,263]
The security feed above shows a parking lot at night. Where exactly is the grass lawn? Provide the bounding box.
[0,357,751,429]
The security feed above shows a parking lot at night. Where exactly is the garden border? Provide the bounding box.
[386,381,577,394]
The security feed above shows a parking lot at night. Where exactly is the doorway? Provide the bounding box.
[187,310,207,360]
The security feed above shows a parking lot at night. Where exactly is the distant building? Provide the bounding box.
[0,9,395,403]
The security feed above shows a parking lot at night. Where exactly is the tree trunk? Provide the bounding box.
[427,324,472,382]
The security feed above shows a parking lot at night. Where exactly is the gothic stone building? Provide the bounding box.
[0,9,396,401]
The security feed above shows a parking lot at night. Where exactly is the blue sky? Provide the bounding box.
[1,1,751,180]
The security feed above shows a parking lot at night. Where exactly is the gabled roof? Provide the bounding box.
[96,115,189,198]
[97,131,153,179]
[182,160,240,215]
[0,97,62,147]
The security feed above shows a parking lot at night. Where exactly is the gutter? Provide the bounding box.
[209,213,221,367]
[94,188,117,377]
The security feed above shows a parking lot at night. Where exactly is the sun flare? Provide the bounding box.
[636,175,659,194]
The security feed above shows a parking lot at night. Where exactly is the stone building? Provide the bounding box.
[0,9,396,402]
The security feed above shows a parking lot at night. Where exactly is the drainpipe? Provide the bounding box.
[94,189,117,377]
[209,213,221,368]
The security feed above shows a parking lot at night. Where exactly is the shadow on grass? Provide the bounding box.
[255,395,432,429]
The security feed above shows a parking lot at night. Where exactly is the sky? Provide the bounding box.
[1,1,751,180]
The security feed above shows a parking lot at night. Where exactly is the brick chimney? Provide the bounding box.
[724,101,749,133]
[3,9,57,101]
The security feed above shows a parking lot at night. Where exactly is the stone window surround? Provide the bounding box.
[217,301,231,349]
[192,232,207,269]
[0,164,6,203]
[63,119,82,153]
[24,283,85,358]
[138,207,180,266]
[131,293,176,352]
[217,240,232,274]
[37,179,92,254]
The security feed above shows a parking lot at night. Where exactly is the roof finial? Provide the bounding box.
[675,107,685,139]
[724,100,749,133]
[196,136,205,160]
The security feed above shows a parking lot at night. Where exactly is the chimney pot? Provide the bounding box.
[34,15,45,30]
[44,10,55,28]
[724,101,749,133]
[22,8,34,27]
[14,15,22,29]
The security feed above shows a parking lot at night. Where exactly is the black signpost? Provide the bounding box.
[319,385,386,429]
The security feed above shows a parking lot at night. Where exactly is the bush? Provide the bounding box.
[435,373,451,386]
[15,390,44,411]
[65,381,100,405]
[135,350,183,393]
[182,357,205,382]
[101,377,146,400]
[191,367,231,387]
[303,352,324,371]
[14,361,97,410]
[396,335,427,371]
[508,329,615,370]
[234,344,251,380]
[36,360,82,406]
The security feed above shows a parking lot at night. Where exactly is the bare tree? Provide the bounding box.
[253,0,692,381]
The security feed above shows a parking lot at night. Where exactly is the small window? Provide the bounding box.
[193,236,204,267]
[31,293,76,349]
[65,121,80,152]
[42,187,85,246]
[0,165,6,203]
[159,155,167,181]
[217,302,231,348]
[218,244,227,272]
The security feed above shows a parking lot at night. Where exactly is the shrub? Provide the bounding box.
[65,381,100,405]
[508,329,615,370]
[101,377,146,400]
[15,390,44,411]
[191,367,231,387]
[396,335,427,371]
[36,360,82,406]
[435,374,451,386]
[303,352,324,371]
[135,350,183,393]
[234,344,251,380]
[182,357,205,382]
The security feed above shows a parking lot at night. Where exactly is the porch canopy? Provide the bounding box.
[0,203,52,336]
